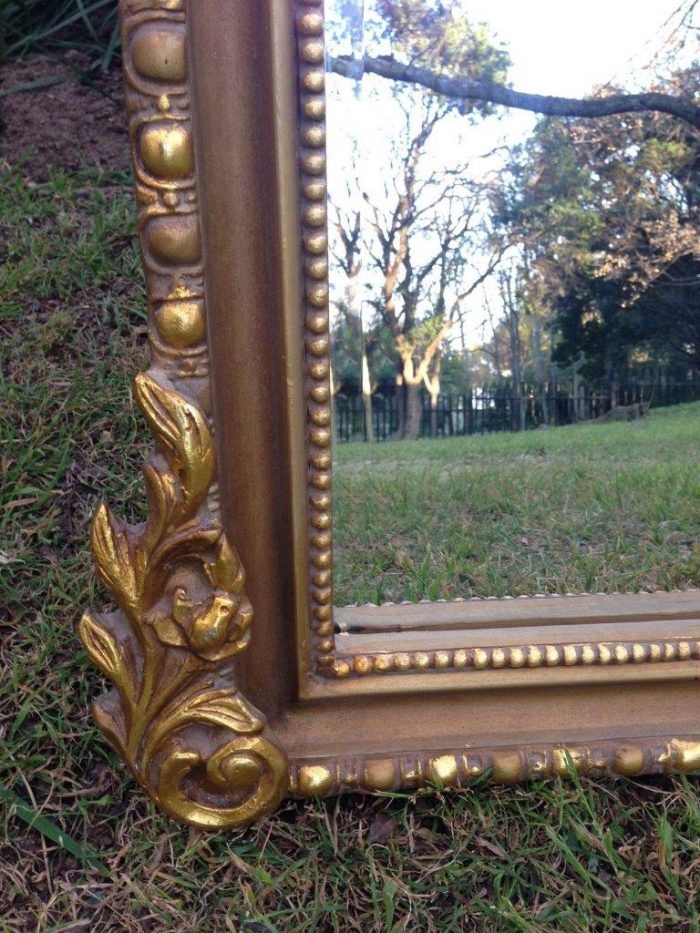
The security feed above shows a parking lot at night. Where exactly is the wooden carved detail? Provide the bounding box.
[290,738,700,797]
[80,0,288,829]
[295,0,337,671]
[332,635,700,677]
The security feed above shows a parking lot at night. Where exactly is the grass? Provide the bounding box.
[2,163,700,930]
[333,408,700,604]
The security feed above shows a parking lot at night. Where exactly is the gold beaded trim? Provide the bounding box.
[295,0,336,669]
[290,737,700,796]
[332,636,700,677]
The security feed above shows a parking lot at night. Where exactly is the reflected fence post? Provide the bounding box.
[332,371,700,441]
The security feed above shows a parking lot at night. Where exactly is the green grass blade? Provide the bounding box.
[0,780,111,878]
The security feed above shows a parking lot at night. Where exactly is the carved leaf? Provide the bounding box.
[177,690,263,735]
[78,611,135,708]
[143,687,263,767]
[143,461,179,543]
[90,504,140,617]
[205,533,246,593]
[134,373,215,512]
[150,521,222,573]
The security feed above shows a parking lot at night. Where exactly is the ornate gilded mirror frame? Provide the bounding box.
[80,0,700,829]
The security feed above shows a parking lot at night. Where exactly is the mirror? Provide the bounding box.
[324,0,700,614]
[79,0,700,829]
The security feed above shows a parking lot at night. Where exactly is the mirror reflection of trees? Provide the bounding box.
[326,0,699,443]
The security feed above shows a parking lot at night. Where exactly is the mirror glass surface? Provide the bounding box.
[324,0,700,612]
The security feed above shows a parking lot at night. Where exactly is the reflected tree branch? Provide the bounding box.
[329,55,700,129]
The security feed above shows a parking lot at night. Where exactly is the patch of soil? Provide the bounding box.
[0,53,130,181]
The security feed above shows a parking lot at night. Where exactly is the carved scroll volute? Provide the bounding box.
[79,0,288,829]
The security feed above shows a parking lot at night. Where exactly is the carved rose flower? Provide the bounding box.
[149,577,253,662]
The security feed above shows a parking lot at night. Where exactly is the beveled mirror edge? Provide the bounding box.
[79,0,700,830]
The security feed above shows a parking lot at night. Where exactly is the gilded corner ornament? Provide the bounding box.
[79,0,288,829]
[80,373,287,828]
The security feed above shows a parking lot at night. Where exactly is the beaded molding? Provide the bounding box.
[289,737,700,797]
[295,0,337,670]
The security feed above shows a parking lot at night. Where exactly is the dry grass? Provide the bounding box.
[3,166,700,932]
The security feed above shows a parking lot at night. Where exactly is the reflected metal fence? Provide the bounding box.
[333,378,700,442]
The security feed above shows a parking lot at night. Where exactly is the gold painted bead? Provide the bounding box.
[472,649,489,670]
[311,471,331,489]
[303,98,325,120]
[314,605,332,621]
[304,232,327,255]
[393,653,411,671]
[163,191,179,208]
[492,750,522,783]
[147,214,201,265]
[310,452,331,469]
[300,40,324,64]
[307,336,330,356]
[434,651,451,669]
[552,748,583,777]
[527,645,543,667]
[316,638,334,653]
[614,644,629,664]
[308,361,330,380]
[310,408,331,427]
[312,570,331,587]
[310,385,330,403]
[302,152,326,176]
[678,640,691,660]
[364,759,396,791]
[372,655,391,672]
[303,125,325,148]
[453,649,467,668]
[312,531,332,549]
[674,740,700,772]
[302,70,325,92]
[314,587,332,605]
[306,312,328,333]
[297,12,324,34]
[492,648,506,668]
[428,755,458,786]
[333,660,351,677]
[598,644,612,664]
[509,647,525,668]
[615,746,645,776]
[316,621,333,636]
[305,257,328,280]
[153,300,205,348]
[563,645,578,666]
[312,551,331,569]
[310,492,331,510]
[310,428,331,448]
[131,26,187,82]
[304,204,327,227]
[414,652,430,670]
[298,765,333,796]
[545,645,560,666]
[580,645,596,665]
[311,511,331,530]
[140,122,193,179]
[354,655,372,675]
[306,285,329,308]
[632,643,646,663]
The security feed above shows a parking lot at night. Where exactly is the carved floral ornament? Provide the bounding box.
[78,0,700,829]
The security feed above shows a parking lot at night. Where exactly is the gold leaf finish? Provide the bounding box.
[81,373,288,828]
[80,0,288,830]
